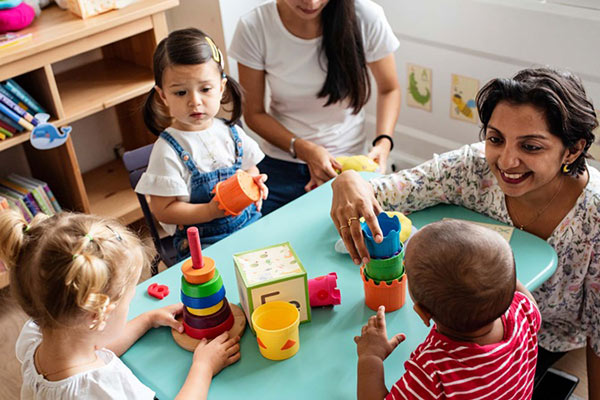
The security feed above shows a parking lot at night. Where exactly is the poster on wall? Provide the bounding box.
[587,110,600,159]
[406,63,432,111]
[450,74,479,124]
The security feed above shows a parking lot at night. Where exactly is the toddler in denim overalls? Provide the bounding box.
[135,29,268,260]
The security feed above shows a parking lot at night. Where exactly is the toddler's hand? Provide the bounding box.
[354,306,405,362]
[252,174,268,212]
[192,332,241,376]
[208,196,226,219]
[147,303,184,333]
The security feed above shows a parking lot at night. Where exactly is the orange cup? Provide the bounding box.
[212,171,260,216]
[360,266,406,312]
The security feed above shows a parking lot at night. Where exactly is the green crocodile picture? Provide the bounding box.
[408,71,431,105]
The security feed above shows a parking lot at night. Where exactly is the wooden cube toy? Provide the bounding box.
[233,242,311,330]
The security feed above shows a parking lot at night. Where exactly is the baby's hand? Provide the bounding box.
[354,306,405,362]
[192,332,241,376]
[252,173,268,212]
[208,196,226,219]
[147,303,184,333]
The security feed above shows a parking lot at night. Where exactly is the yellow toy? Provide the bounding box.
[335,155,378,173]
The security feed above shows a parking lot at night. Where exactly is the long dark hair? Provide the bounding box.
[318,0,370,114]
[143,28,243,135]
[476,67,598,176]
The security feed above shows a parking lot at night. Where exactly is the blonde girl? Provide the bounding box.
[0,210,240,399]
[137,28,268,260]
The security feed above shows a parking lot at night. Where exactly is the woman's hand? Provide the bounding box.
[295,139,342,191]
[252,173,269,212]
[192,332,241,376]
[330,170,384,265]
[367,140,392,173]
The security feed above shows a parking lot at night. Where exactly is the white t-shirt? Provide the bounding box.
[229,0,399,163]
[16,320,155,400]
[135,119,264,235]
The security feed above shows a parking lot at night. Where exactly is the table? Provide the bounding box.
[122,178,557,399]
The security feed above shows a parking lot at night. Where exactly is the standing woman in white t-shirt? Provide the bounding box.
[229,0,401,214]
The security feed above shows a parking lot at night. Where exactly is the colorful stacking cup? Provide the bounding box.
[252,301,300,361]
[361,213,401,259]
[365,248,405,281]
[181,270,223,298]
[183,298,232,330]
[181,285,226,309]
[360,266,406,312]
[212,170,260,216]
[183,311,235,340]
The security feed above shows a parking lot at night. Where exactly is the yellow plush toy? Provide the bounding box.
[335,155,379,173]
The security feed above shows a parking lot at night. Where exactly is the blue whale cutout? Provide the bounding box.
[30,113,71,150]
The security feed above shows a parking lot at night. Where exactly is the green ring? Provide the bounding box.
[366,249,404,281]
[181,269,223,298]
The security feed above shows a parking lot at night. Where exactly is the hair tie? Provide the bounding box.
[24,224,31,233]
[72,254,80,260]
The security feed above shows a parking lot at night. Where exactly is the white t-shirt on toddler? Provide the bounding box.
[229,0,399,163]
[16,320,155,400]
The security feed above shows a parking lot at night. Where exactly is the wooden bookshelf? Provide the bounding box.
[0,0,179,288]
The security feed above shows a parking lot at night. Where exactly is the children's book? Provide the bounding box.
[0,179,40,215]
[0,91,38,126]
[0,32,33,50]
[0,111,23,132]
[0,118,17,134]
[7,174,54,216]
[0,187,33,222]
[16,175,61,213]
[0,85,27,111]
[2,79,45,115]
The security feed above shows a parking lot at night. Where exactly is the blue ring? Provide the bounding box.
[181,285,226,308]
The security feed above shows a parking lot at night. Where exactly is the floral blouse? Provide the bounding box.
[371,142,600,355]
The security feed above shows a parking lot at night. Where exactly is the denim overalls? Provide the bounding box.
[159,124,261,260]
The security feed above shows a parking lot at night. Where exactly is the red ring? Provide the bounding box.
[183,311,234,339]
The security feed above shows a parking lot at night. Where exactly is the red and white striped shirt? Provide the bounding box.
[386,292,541,400]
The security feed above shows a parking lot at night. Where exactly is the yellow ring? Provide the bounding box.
[187,300,224,316]
[347,217,359,227]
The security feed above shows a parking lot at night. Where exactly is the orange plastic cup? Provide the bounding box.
[360,266,407,312]
[212,171,260,216]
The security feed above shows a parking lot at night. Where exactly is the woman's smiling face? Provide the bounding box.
[484,101,569,199]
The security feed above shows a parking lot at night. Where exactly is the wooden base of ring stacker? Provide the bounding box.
[172,304,247,352]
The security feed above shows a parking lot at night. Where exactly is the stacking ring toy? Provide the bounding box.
[183,299,231,329]
[183,311,235,339]
[187,300,224,316]
[181,270,223,298]
[181,256,216,284]
[181,285,225,309]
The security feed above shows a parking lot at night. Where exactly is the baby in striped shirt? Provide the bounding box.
[355,220,541,400]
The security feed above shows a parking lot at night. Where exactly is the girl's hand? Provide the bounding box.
[330,170,384,265]
[192,332,241,376]
[208,196,226,220]
[252,173,269,212]
[367,141,391,173]
[354,306,405,362]
[295,139,342,191]
[147,303,184,333]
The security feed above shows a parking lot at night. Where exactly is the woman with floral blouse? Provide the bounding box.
[330,67,599,398]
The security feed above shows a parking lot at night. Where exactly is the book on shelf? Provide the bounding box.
[6,174,55,216]
[0,111,23,133]
[0,32,32,50]
[0,102,34,131]
[0,118,18,134]
[1,79,45,115]
[0,124,13,137]
[0,187,33,222]
[12,174,61,213]
[0,85,27,112]
[0,91,38,126]
[0,178,41,215]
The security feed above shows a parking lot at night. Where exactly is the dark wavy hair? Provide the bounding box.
[476,67,598,176]
[143,28,243,135]
[318,0,371,114]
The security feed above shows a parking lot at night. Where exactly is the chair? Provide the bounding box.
[123,144,178,275]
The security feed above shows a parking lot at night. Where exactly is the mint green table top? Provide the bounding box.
[122,178,557,400]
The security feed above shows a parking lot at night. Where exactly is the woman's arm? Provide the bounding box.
[238,63,341,190]
[367,54,401,173]
[149,195,224,225]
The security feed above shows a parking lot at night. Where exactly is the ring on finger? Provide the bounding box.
[339,225,349,231]
[347,217,359,227]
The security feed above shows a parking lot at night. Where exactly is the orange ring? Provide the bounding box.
[181,257,216,284]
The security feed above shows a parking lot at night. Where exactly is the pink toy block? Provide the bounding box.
[308,272,341,307]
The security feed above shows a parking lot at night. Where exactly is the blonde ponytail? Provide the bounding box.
[0,210,49,269]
